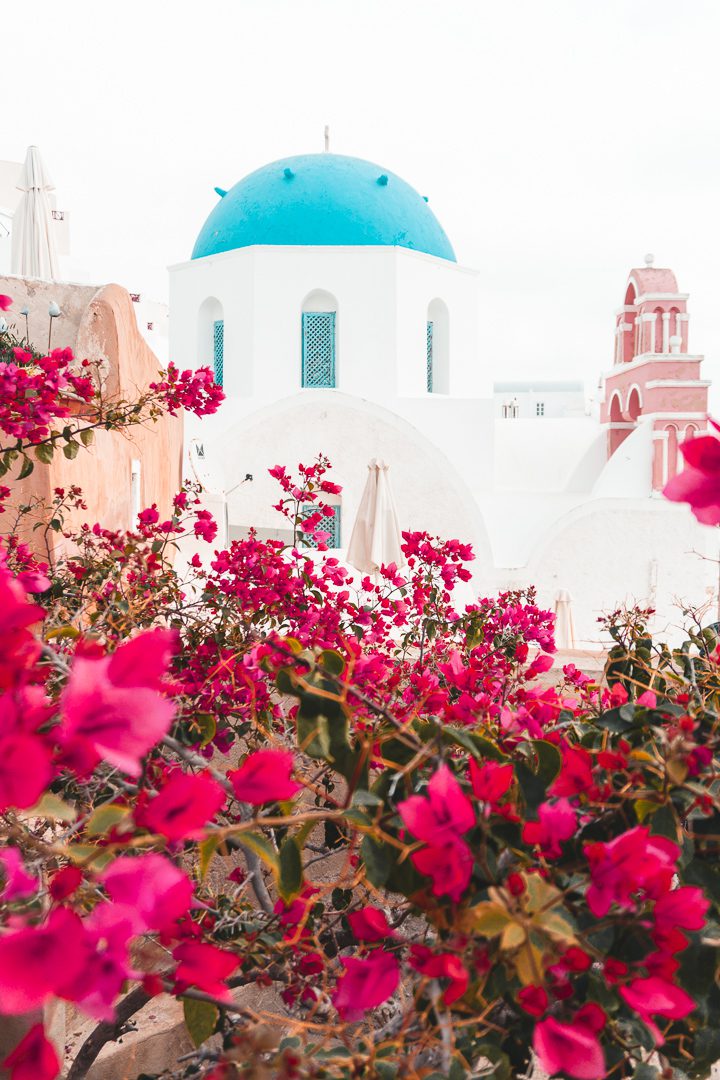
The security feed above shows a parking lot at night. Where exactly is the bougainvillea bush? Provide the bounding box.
[1,292,720,1080]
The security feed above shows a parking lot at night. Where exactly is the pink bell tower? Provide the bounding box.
[600,256,709,490]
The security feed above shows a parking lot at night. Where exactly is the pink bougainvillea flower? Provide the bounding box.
[138,770,226,841]
[193,509,218,543]
[410,949,469,1005]
[412,836,473,902]
[584,826,680,917]
[533,1011,606,1080]
[550,746,593,797]
[398,764,474,846]
[0,732,53,812]
[49,865,83,902]
[517,984,549,1016]
[1,1024,59,1080]
[0,295,12,311]
[468,759,514,806]
[0,847,39,902]
[228,748,301,805]
[0,907,87,1014]
[101,853,194,936]
[664,430,720,524]
[348,906,393,942]
[56,902,134,1021]
[60,628,178,777]
[653,886,709,932]
[522,798,576,859]
[620,976,695,1022]
[173,940,238,999]
[333,949,400,1021]
[636,689,658,708]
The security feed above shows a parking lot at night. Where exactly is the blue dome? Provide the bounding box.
[191,153,456,262]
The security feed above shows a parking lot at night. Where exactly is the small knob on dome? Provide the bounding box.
[283,168,295,180]
[376,174,389,186]
[644,253,655,267]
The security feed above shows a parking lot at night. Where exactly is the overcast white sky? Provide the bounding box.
[3,0,720,391]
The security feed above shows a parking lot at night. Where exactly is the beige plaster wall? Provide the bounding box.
[0,275,182,557]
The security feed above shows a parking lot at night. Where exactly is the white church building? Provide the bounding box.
[169,152,717,648]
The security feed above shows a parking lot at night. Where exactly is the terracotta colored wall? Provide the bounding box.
[0,276,182,560]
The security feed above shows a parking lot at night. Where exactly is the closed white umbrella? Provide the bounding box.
[347,459,404,574]
[554,588,577,650]
[11,146,60,280]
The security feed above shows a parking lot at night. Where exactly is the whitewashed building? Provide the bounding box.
[170,152,717,647]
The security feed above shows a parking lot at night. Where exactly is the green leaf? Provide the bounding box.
[62,440,80,460]
[193,712,216,747]
[21,793,77,823]
[17,454,34,479]
[278,836,303,902]
[85,802,129,837]
[442,728,504,761]
[35,442,54,464]
[79,428,94,447]
[199,835,221,880]
[361,835,393,888]
[530,739,562,786]
[632,1065,660,1080]
[183,998,218,1047]
[320,648,345,676]
[240,831,279,875]
[648,802,678,841]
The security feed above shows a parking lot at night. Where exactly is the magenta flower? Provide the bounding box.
[664,430,720,523]
[1,1024,59,1080]
[522,798,576,859]
[228,748,301,805]
[0,732,53,812]
[101,853,194,935]
[468,759,514,806]
[0,847,39,902]
[193,509,218,543]
[0,294,12,311]
[653,886,709,932]
[410,948,469,1005]
[398,764,475,846]
[348,906,393,942]
[173,940,238,999]
[138,770,226,841]
[60,628,178,777]
[412,836,473,901]
[584,827,680,917]
[0,907,87,1014]
[533,1009,606,1080]
[333,949,400,1021]
[620,976,695,1022]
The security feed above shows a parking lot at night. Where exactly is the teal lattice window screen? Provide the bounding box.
[213,320,224,386]
[426,320,434,392]
[300,503,341,548]
[302,312,336,387]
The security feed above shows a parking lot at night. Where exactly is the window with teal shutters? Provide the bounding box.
[300,503,341,548]
[302,312,336,387]
[213,319,224,386]
[426,320,434,392]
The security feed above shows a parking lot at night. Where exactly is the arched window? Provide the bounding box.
[427,298,449,394]
[301,290,337,388]
[626,386,642,421]
[670,307,681,350]
[654,307,664,353]
[198,297,224,387]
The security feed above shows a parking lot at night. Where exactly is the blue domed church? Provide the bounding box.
[170,151,494,565]
[170,151,716,649]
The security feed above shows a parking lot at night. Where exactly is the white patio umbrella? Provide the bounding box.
[554,588,577,650]
[11,146,60,280]
[347,458,404,574]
